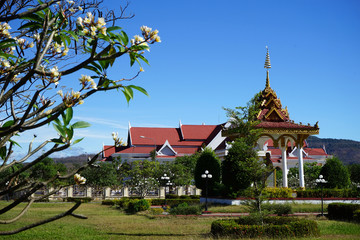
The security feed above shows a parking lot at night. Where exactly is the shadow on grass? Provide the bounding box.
[107,232,211,238]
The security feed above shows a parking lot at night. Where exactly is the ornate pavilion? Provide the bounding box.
[223,48,326,188]
[103,48,329,188]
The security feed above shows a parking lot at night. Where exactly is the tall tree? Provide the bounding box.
[0,0,160,235]
[320,157,351,189]
[287,162,322,188]
[194,148,221,194]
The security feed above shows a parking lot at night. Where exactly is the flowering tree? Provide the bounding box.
[0,0,160,235]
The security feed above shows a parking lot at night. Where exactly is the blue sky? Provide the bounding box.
[13,0,360,158]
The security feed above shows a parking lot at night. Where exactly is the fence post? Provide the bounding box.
[86,186,92,198]
[123,187,129,197]
[104,187,111,199]
[67,186,73,198]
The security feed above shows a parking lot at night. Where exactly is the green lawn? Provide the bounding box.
[1,201,359,239]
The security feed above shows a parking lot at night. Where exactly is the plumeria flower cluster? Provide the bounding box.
[130,26,161,49]
[79,74,97,90]
[49,66,60,85]
[76,12,107,37]
[51,42,69,56]
[74,173,86,185]
[0,22,11,38]
[112,132,124,147]
[57,89,83,107]
[66,0,82,13]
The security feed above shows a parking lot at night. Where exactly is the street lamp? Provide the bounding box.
[201,170,212,212]
[316,175,327,216]
[161,173,172,207]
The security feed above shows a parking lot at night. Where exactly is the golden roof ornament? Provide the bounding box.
[264,46,271,69]
[264,46,271,89]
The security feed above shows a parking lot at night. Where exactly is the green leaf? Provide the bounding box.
[108,46,116,66]
[51,138,65,144]
[20,13,43,22]
[121,31,129,45]
[64,107,73,126]
[2,120,14,128]
[64,30,79,42]
[129,85,149,96]
[72,121,91,129]
[0,146,7,159]
[9,139,21,148]
[73,138,84,145]
[65,126,74,140]
[18,21,42,31]
[53,123,67,138]
[107,26,122,32]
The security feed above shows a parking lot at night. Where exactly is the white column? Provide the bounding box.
[104,187,111,199]
[159,187,165,199]
[67,186,73,198]
[176,186,183,196]
[86,187,92,197]
[281,147,288,188]
[297,146,305,188]
[123,187,129,197]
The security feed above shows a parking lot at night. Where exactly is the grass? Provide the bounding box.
[0,201,359,239]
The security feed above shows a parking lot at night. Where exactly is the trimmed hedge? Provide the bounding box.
[151,198,200,206]
[296,188,359,198]
[211,216,319,238]
[264,187,294,198]
[65,197,92,203]
[328,203,360,221]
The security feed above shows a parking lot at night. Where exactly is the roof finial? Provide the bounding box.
[264,46,271,69]
[264,46,271,88]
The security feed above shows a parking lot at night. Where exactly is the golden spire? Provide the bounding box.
[264,46,271,69]
[264,46,271,89]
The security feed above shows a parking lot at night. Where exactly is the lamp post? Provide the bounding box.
[201,170,212,212]
[316,175,327,216]
[161,173,171,207]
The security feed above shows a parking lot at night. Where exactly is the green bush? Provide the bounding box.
[126,199,151,213]
[101,199,115,205]
[262,203,293,216]
[211,216,319,238]
[150,198,199,206]
[328,203,360,221]
[296,188,359,198]
[65,197,92,203]
[150,207,164,215]
[264,187,294,198]
[169,202,202,215]
[353,209,360,222]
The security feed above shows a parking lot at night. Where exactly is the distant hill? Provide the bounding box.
[307,136,360,165]
[52,154,100,169]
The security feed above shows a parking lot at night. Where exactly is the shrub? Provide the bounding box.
[101,199,115,205]
[296,188,359,198]
[264,187,294,198]
[354,209,360,222]
[169,202,202,215]
[150,207,164,215]
[65,197,92,203]
[126,199,151,213]
[151,198,199,206]
[211,216,319,238]
[328,203,360,221]
[262,203,293,216]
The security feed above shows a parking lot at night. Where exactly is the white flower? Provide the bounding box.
[67,0,75,4]
[76,17,83,27]
[74,173,86,185]
[50,66,59,77]
[28,42,34,48]
[69,8,76,13]
[96,17,106,28]
[86,12,94,21]
[134,35,144,43]
[90,26,97,36]
[62,47,69,56]
[100,27,107,36]
[0,58,10,68]
[57,90,63,97]
[78,6,83,11]
[33,33,40,41]
[83,17,91,24]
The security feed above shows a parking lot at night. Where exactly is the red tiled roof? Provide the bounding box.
[181,125,218,140]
